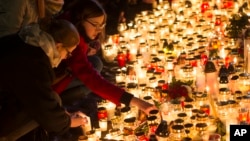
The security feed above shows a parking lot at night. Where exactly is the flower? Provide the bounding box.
[166,77,193,101]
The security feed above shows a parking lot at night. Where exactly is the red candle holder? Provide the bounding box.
[200,53,208,66]
[200,105,210,116]
[97,107,108,120]
[117,52,126,68]
[201,1,210,13]
[238,108,249,123]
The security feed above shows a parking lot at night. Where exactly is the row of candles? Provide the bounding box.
[85,0,250,141]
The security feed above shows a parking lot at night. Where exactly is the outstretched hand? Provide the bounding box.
[129,97,158,115]
[69,111,88,128]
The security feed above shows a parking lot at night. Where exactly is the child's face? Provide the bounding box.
[82,15,105,40]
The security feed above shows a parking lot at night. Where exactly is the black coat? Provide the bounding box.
[0,34,71,137]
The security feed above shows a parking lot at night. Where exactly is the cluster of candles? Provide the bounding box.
[94,0,250,141]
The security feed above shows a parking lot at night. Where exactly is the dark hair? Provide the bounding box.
[41,19,80,48]
[67,0,106,43]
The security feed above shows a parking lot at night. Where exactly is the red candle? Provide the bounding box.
[97,107,108,120]
[200,105,210,116]
[117,52,126,67]
[215,16,222,26]
[201,53,208,65]
[201,1,209,13]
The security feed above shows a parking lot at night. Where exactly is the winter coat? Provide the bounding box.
[0,28,70,136]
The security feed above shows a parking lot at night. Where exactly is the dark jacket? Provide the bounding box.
[0,34,71,137]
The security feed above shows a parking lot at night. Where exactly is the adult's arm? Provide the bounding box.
[0,0,38,38]
[10,51,71,135]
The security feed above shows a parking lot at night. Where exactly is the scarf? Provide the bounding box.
[18,23,61,68]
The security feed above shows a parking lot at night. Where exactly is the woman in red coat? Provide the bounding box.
[53,0,156,127]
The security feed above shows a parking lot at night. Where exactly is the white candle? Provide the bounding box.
[99,118,108,131]
[106,102,116,121]
[94,128,102,139]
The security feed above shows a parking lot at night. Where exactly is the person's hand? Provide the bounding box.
[70,111,88,127]
[129,97,158,115]
[87,47,97,56]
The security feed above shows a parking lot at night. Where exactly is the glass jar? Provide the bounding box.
[218,88,231,102]
[181,65,194,83]
[126,82,138,97]
[238,73,250,94]
[123,117,136,135]
[174,118,185,125]
[169,125,186,141]
[149,109,161,123]
[184,123,194,138]
[148,76,158,88]
[147,116,159,134]
[97,107,108,120]
[115,69,126,84]
[193,123,208,141]
[196,110,208,124]
[86,130,97,141]
[195,93,210,115]
[135,131,149,141]
[108,128,123,140]
[177,113,188,121]
[120,106,132,120]
[184,104,193,118]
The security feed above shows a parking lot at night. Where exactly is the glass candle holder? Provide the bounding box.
[99,118,108,132]
[169,125,186,141]
[238,73,250,94]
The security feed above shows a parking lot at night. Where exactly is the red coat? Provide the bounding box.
[52,36,126,105]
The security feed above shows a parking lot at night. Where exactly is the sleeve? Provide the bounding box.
[12,55,71,135]
[0,0,38,38]
[53,38,132,105]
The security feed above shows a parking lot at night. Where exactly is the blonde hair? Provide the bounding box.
[42,19,80,48]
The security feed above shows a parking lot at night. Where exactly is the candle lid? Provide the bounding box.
[177,113,187,118]
[174,118,184,125]
[121,106,131,113]
[231,75,239,80]
[147,115,157,121]
[172,125,184,133]
[184,123,193,129]
[149,109,159,115]
[196,123,207,131]
[184,104,193,109]
[219,88,230,95]
[124,117,136,123]
[239,73,249,80]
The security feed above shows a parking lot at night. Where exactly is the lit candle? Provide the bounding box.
[99,118,108,131]
[117,52,126,68]
[106,101,116,121]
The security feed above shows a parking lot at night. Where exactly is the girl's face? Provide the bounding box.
[82,15,105,40]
